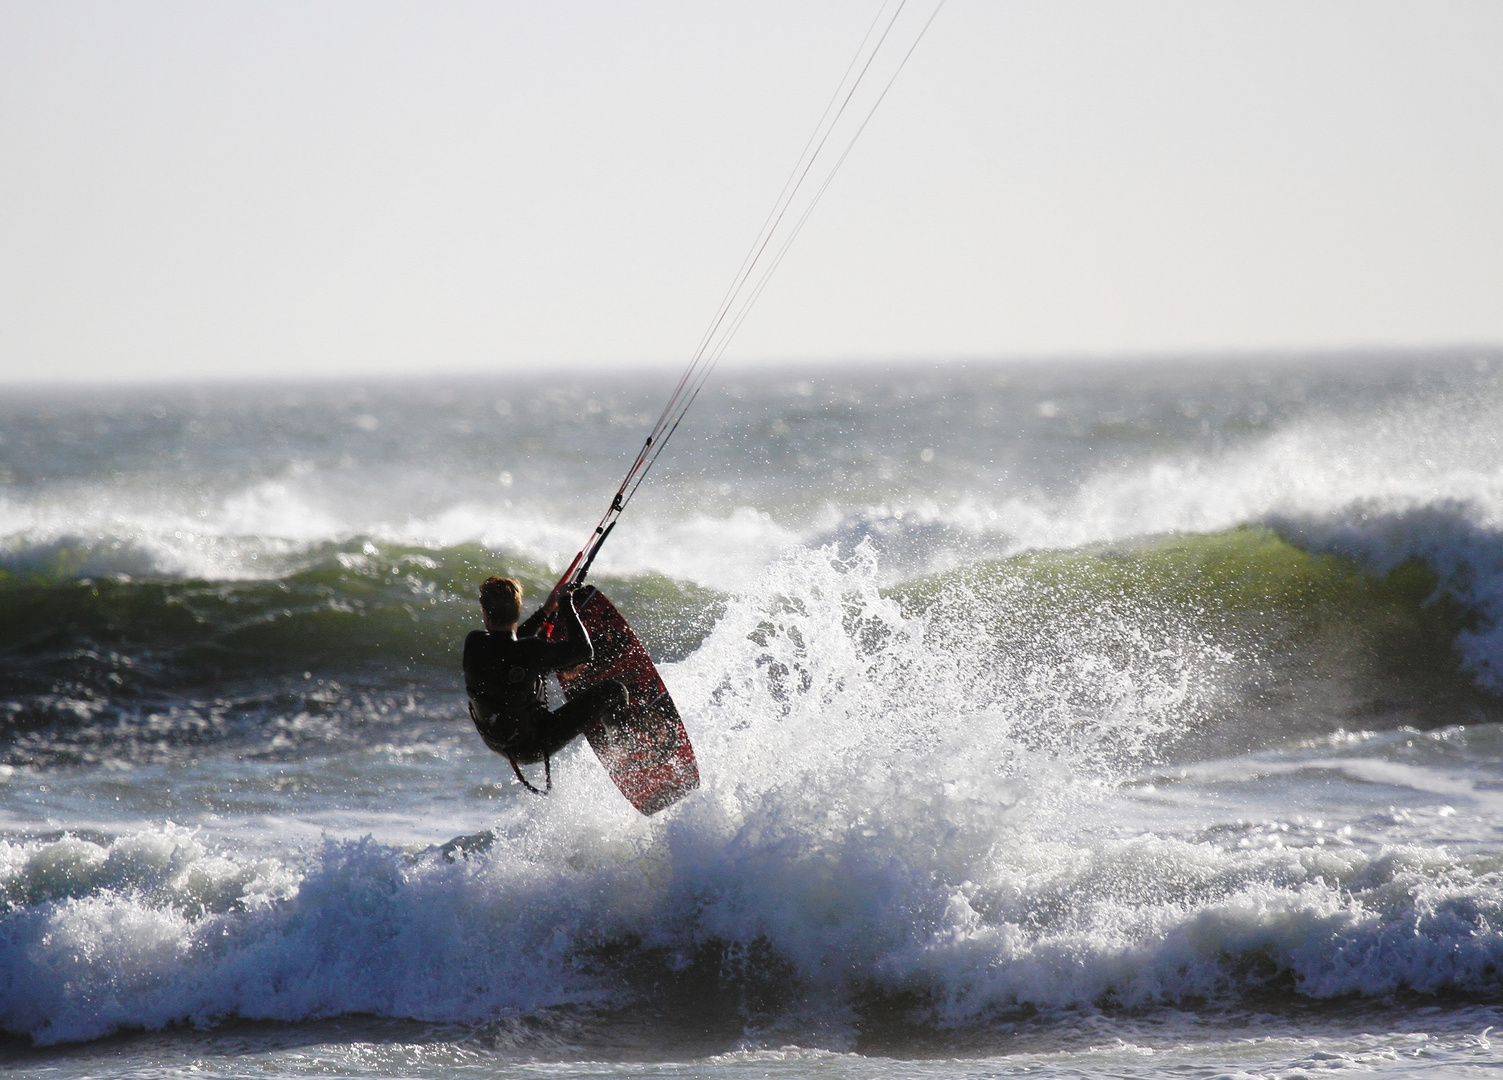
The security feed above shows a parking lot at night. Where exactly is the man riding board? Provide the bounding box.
[463,575,628,790]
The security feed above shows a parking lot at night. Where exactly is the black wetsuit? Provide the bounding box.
[463,594,627,765]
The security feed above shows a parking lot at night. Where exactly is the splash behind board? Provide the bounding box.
[553,586,699,814]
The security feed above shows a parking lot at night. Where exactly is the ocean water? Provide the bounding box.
[4,353,1503,1079]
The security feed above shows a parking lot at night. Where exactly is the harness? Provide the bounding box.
[507,751,551,795]
[468,659,553,795]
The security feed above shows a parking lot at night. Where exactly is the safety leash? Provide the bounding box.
[506,753,551,796]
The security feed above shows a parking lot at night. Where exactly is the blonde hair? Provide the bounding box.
[478,576,523,624]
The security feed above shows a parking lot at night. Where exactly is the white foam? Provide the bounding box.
[0,464,805,587]
[6,548,1500,1046]
[6,377,1503,596]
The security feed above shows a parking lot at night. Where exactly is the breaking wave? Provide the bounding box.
[3,544,1503,1046]
[4,515,1502,768]
[7,359,1503,1048]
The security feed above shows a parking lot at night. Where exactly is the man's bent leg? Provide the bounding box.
[532,680,629,760]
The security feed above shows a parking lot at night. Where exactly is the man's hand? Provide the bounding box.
[542,580,577,616]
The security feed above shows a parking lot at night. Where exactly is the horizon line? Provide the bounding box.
[5,342,1502,393]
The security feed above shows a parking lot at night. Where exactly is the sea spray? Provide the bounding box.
[1273,503,1503,691]
[7,545,1503,1047]
[5,358,1503,1065]
[0,541,1205,1042]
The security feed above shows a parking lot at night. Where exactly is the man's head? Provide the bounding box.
[479,576,523,628]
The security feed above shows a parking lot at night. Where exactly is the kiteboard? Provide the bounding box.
[550,585,698,815]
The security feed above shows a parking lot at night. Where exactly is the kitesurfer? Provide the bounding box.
[463,576,628,773]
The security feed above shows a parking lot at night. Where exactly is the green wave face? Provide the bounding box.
[889,527,1496,756]
[0,540,724,763]
[2,526,1494,768]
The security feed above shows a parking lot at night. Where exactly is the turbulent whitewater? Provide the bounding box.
[3,354,1503,1077]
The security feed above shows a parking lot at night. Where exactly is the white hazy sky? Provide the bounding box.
[2,1,1500,383]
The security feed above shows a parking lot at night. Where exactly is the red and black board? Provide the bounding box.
[552,585,699,815]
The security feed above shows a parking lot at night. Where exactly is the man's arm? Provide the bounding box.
[517,575,571,639]
[544,589,593,669]
[517,605,549,639]
[461,629,488,698]
[508,589,594,671]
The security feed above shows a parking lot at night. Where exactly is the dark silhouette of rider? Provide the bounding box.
[463,576,628,772]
